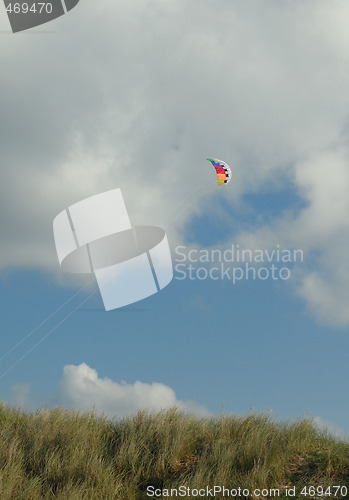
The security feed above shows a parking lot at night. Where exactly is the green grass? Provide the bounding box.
[0,403,348,499]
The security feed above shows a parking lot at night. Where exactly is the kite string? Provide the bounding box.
[0,264,123,379]
[0,278,95,363]
[0,285,99,380]
[164,184,216,226]
[159,180,213,226]
[0,176,218,378]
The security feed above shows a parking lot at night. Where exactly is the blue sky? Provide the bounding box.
[1,193,349,438]
[1,0,349,440]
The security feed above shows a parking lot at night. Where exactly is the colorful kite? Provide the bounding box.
[207,158,232,186]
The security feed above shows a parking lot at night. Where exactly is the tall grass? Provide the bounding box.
[0,403,348,499]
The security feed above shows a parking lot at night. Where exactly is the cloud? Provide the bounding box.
[10,383,33,410]
[236,146,349,326]
[2,1,349,324]
[313,416,348,442]
[58,363,210,418]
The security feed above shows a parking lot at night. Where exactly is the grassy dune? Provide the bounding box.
[0,403,348,499]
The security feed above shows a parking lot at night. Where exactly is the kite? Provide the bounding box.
[207,158,232,186]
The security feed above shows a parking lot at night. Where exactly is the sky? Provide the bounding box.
[1,0,349,440]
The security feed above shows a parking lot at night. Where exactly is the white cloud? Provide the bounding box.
[313,416,348,442]
[10,383,33,410]
[236,146,349,326]
[59,363,210,418]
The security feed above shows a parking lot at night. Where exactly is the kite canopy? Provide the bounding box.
[207,158,232,186]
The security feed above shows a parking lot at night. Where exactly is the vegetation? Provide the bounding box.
[0,403,348,499]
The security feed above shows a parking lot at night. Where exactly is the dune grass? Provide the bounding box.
[0,403,348,499]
